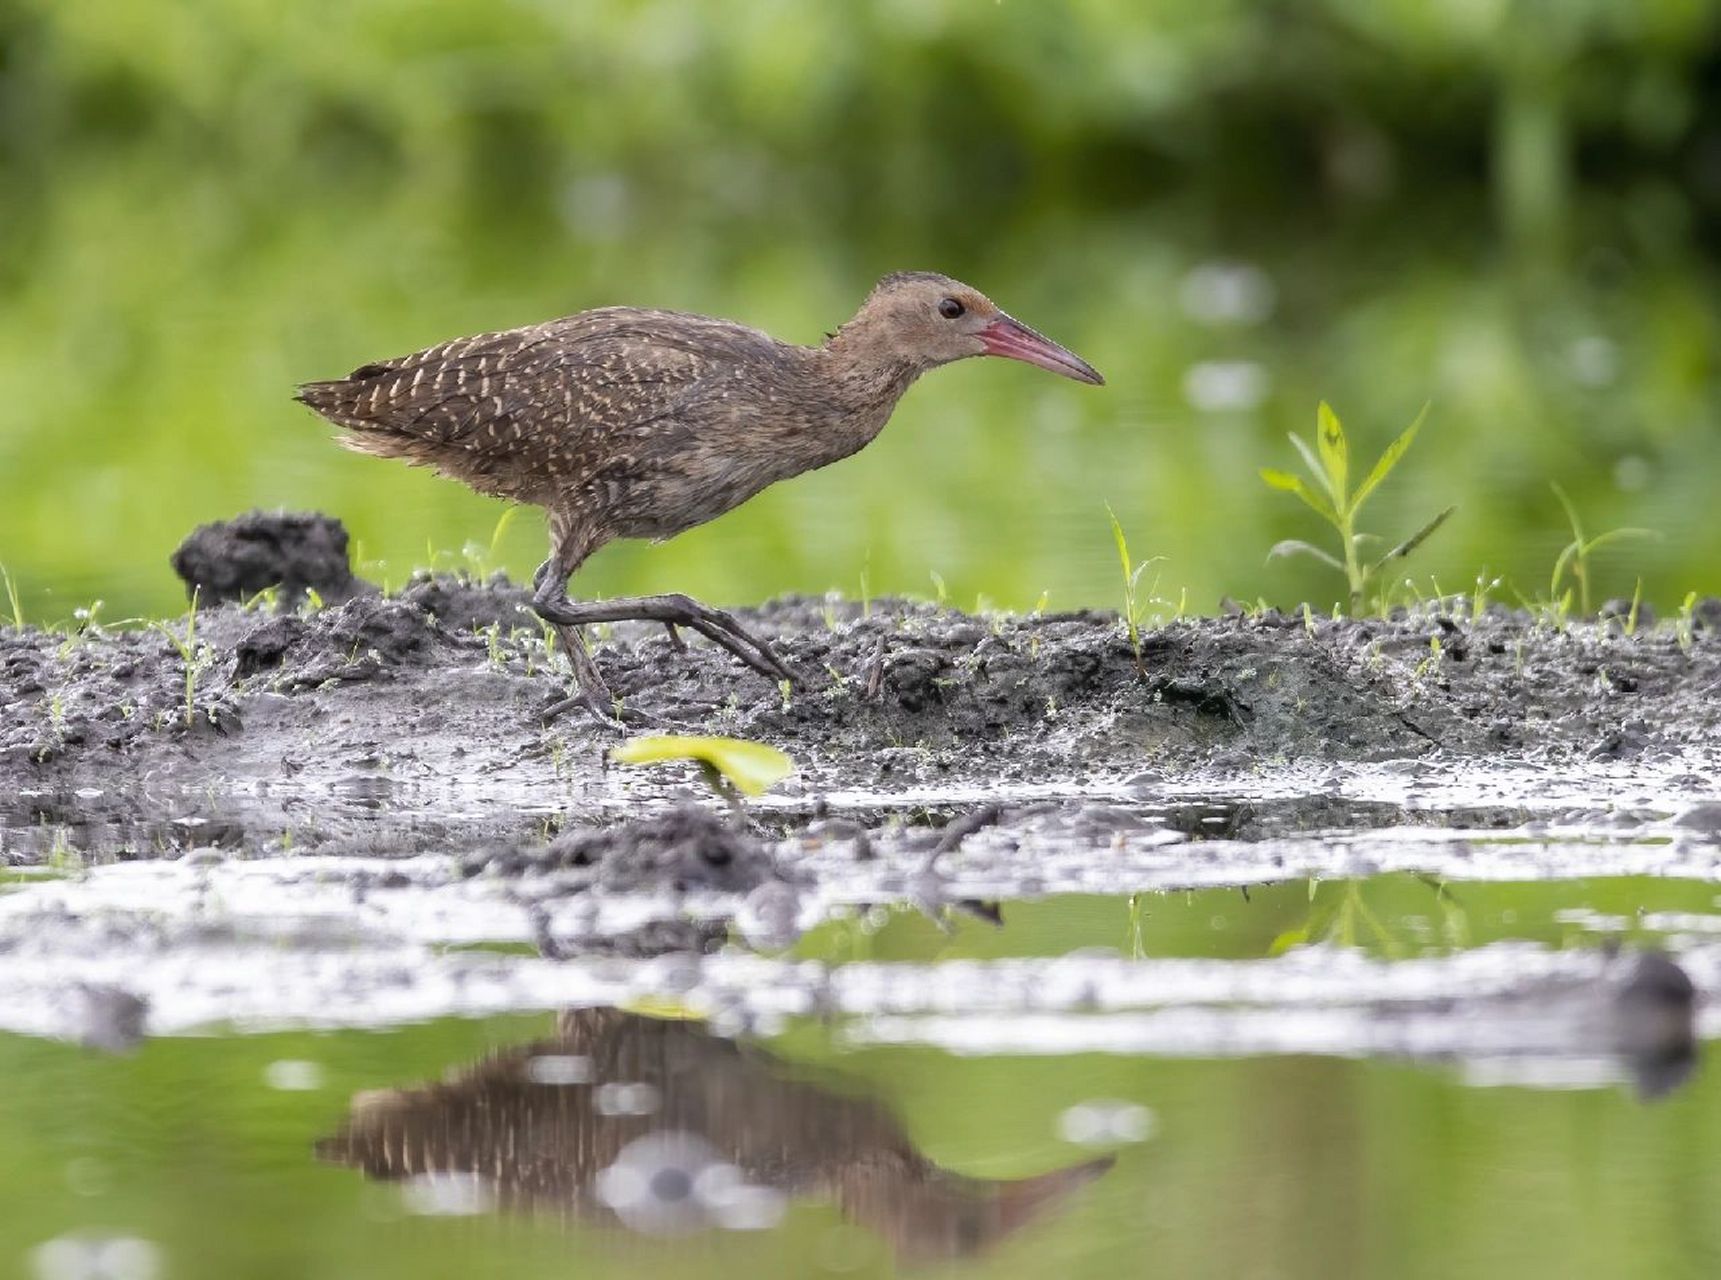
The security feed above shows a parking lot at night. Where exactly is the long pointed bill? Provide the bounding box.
[978,314,1105,385]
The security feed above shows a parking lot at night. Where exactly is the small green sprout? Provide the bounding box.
[1,562,22,630]
[1469,570,1501,624]
[1261,402,1454,616]
[611,734,793,803]
[150,588,212,728]
[460,506,521,581]
[1106,504,1163,673]
[1548,482,1657,618]
[1676,591,1699,653]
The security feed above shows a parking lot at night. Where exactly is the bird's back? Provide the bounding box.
[295,307,791,507]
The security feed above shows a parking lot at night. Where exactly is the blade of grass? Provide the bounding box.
[1371,505,1456,572]
[0,563,21,630]
[1351,403,1429,517]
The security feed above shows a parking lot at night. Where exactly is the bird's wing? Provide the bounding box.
[300,312,726,447]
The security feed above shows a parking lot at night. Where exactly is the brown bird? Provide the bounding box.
[296,271,1103,723]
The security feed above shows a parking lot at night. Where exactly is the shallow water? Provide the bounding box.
[6,838,1721,1278]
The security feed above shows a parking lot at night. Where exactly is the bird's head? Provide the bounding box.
[836,271,1104,385]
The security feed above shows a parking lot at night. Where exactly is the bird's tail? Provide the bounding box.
[294,370,419,461]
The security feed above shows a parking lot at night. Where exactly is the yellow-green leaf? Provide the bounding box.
[1316,402,1348,508]
[610,734,793,797]
[1352,403,1428,516]
[1260,468,1338,526]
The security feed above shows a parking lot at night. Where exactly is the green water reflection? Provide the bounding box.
[3,1006,1717,1279]
[1,876,1717,1276]
[794,875,1721,965]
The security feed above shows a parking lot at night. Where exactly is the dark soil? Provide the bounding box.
[3,512,1720,876]
[171,510,367,608]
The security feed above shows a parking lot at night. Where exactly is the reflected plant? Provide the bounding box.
[1270,881,1403,958]
[1271,876,1469,958]
[1548,481,1657,618]
[1261,402,1454,616]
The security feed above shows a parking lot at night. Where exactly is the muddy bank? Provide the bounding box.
[5,538,1720,803]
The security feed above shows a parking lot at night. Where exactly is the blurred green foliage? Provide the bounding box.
[2,0,1719,620]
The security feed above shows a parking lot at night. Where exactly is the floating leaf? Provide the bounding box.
[1315,402,1348,508]
[611,735,793,797]
[1260,468,1338,526]
[1352,403,1428,517]
[1267,539,1344,571]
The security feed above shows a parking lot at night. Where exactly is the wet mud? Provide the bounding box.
[5,512,1719,819]
[3,513,1721,1064]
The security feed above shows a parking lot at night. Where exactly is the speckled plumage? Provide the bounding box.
[298,306,917,570]
[296,272,1101,723]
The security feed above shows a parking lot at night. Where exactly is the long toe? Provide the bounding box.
[693,619,794,683]
[539,690,626,732]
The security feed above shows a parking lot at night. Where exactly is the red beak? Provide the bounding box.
[978,314,1105,385]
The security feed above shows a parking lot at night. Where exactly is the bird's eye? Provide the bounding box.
[938,297,965,320]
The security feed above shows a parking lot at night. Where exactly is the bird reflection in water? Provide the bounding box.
[314,1008,1113,1264]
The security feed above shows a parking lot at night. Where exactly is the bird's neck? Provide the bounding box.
[817,330,926,417]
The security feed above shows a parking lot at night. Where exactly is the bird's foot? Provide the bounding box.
[536,592,797,687]
[539,690,679,731]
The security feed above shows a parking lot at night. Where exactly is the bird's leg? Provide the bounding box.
[526,551,627,728]
[535,613,624,729]
[538,593,795,685]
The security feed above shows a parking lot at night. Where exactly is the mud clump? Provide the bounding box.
[232,595,447,688]
[172,511,365,607]
[475,806,784,895]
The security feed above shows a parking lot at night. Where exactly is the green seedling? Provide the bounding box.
[1676,591,1700,653]
[150,588,213,728]
[1469,570,1502,624]
[1548,481,1657,618]
[1106,504,1164,673]
[1,562,22,630]
[1262,402,1454,616]
[459,506,521,582]
[611,734,794,817]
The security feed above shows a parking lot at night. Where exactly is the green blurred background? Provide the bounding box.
[3,0,1721,622]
